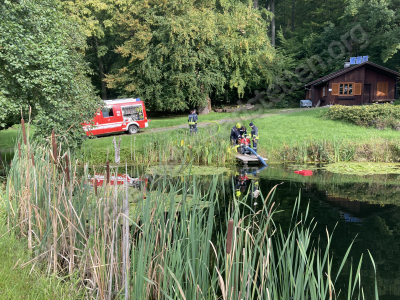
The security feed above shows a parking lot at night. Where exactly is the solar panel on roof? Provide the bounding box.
[350,57,356,65]
[356,56,362,64]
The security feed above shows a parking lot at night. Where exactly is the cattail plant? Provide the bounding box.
[21,118,27,146]
[2,125,379,300]
[226,219,234,254]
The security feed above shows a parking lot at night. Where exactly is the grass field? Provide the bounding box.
[257,108,400,148]
[144,107,279,129]
[0,210,80,300]
[2,108,400,164]
[79,108,400,163]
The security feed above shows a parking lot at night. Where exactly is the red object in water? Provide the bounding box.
[89,173,148,186]
[294,170,313,176]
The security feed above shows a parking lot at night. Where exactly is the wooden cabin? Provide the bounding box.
[304,61,400,106]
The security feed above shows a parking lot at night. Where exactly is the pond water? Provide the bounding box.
[249,164,400,300]
[89,162,400,299]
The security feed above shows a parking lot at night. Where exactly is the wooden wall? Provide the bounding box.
[364,67,396,101]
[307,65,398,106]
[328,66,365,105]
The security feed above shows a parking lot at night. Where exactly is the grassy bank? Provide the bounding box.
[0,177,78,300]
[3,108,400,164]
[78,125,235,165]
[0,215,80,300]
[80,108,400,164]
[1,130,377,299]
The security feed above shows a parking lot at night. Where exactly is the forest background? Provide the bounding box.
[1,0,400,146]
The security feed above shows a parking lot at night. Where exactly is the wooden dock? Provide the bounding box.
[236,154,268,164]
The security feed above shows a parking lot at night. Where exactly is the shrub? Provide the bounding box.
[325,104,400,129]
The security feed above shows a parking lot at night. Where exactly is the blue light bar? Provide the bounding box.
[350,57,356,65]
[363,56,368,62]
[356,56,362,64]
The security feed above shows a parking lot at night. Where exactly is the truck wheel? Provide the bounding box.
[128,125,139,134]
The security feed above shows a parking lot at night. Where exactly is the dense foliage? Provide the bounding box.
[104,0,276,111]
[2,0,400,139]
[253,0,400,106]
[326,104,400,130]
[0,0,100,148]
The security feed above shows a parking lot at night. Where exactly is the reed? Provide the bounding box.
[79,127,236,166]
[1,127,379,299]
[266,137,400,163]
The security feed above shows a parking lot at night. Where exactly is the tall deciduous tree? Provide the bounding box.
[105,0,275,113]
[0,0,100,148]
[60,0,120,100]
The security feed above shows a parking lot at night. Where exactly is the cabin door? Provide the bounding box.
[363,84,371,103]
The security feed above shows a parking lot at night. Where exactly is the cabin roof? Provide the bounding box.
[304,61,400,87]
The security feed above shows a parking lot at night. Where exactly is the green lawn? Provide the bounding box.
[0,109,276,153]
[255,108,400,150]
[3,108,400,164]
[144,108,279,129]
[83,108,400,157]
[0,125,35,150]
[0,211,80,299]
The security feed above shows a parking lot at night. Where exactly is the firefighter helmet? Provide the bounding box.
[235,190,241,197]
[236,123,241,129]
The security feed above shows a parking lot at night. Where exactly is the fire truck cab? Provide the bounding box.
[83,98,148,136]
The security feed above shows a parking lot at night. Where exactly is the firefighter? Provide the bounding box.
[230,123,241,145]
[249,122,259,153]
[239,125,247,137]
[188,109,198,133]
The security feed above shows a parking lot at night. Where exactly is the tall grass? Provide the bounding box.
[79,127,235,166]
[268,137,400,163]
[1,124,378,299]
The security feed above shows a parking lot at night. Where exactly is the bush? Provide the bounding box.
[325,104,400,129]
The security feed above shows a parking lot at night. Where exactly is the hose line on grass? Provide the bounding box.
[208,121,221,138]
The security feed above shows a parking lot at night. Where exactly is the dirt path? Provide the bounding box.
[146,107,311,133]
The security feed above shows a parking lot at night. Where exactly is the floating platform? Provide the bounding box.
[236,154,268,164]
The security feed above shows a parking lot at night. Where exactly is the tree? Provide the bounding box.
[106,0,275,113]
[341,0,400,67]
[0,0,100,148]
[60,0,122,100]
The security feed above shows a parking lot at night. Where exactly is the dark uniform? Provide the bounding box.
[239,126,247,137]
[249,122,259,153]
[188,111,198,133]
[230,126,240,145]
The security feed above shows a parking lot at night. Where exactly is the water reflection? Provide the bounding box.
[84,163,400,299]
[254,164,400,300]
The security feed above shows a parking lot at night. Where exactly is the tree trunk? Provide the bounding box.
[94,37,108,100]
[271,0,275,47]
[197,96,212,115]
[253,0,258,9]
[291,0,296,32]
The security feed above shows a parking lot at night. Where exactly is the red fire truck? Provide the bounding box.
[83,98,148,136]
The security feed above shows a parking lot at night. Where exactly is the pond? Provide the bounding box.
[88,162,400,298]
[246,164,400,300]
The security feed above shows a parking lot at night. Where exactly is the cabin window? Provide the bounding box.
[331,83,362,96]
[322,86,326,97]
[102,107,114,118]
[339,83,353,95]
[377,82,388,96]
